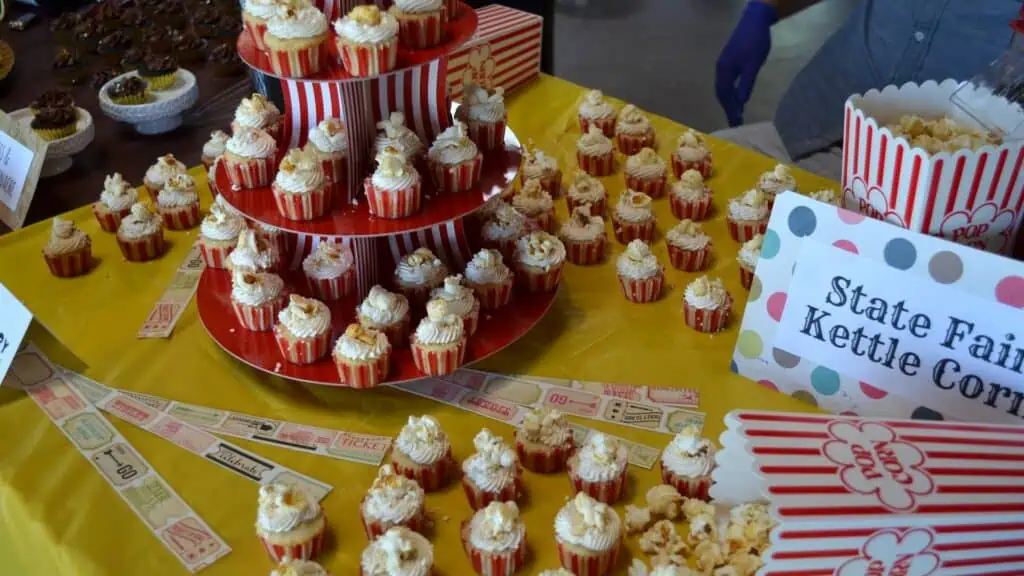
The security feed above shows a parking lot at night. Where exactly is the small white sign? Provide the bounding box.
[0,131,33,212]
[0,283,33,384]
[776,240,1024,424]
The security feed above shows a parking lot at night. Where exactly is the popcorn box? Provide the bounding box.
[843,80,1024,255]
[447,5,543,102]
[711,410,1024,575]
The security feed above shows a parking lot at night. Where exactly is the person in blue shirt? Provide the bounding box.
[713,0,1021,180]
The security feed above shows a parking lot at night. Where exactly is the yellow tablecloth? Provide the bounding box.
[0,74,836,575]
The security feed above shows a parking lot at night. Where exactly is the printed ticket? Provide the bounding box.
[138,242,205,338]
[390,378,662,469]
[62,369,390,466]
[436,370,705,435]
[447,369,701,408]
[14,344,230,572]
[60,370,334,501]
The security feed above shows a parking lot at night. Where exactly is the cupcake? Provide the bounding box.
[522,144,562,197]
[361,527,433,576]
[512,231,566,293]
[671,129,712,179]
[229,229,280,272]
[809,188,839,205]
[201,130,229,168]
[616,239,663,304]
[726,189,769,242]
[410,300,466,376]
[30,107,77,141]
[225,127,278,189]
[462,429,521,510]
[669,169,713,221]
[357,285,411,347]
[514,407,574,473]
[427,122,483,194]
[334,323,391,388]
[567,433,628,503]
[559,205,606,266]
[611,189,656,244]
[681,276,732,333]
[391,415,454,491]
[554,493,622,575]
[273,148,330,221]
[624,148,667,199]
[256,483,326,562]
[274,294,332,364]
[42,218,92,278]
[265,4,329,78]
[93,172,138,232]
[390,0,446,49]
[666,219,712,272]
[457,84,507,150]
[578,89,617,137]
[303,241,355,301]
[756,163,797,205]
[375,112,424,161]
[233,93,284,145]
[361,464,426,539]
[231,269,287,331]
[576,126,615,177]
[512,179,555,232]
[334,5,399,78]
[30,89,74,114]
[365,147,422,219]
[566,171,607,216]
[255,222,291,266]
[465,249,514,310]
[106,76,150,105]
[306,118,348,197]
[615,104,654,155]
[462,501,528,576]
[480,202,527,261]
[393,247,448,306]
[116,203,165,262]
[429,274,480,336]
[736,234,762,290]
[198,203,245,268]
[143,154,187,197]
[660,425,716,500]
[156,173,202,230]
[241,0,279,50]
[138,54,178,90]
[272,560,329,576]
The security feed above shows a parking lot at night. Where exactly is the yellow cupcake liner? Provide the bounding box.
[111,92,153,106]
[140,71,178,91]
[32,124,77,141]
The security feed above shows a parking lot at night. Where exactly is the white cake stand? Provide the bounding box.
[98,69,199,135]
[8,106,95,177]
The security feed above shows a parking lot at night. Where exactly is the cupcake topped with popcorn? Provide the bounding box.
[481,202,528,258]
[660,425,716,500]
[672,129,712,179]
[202,130,229,166]
[666,219,712,272]
[391,414,454,491]
[578,89,617,136]
[625,147,668,198]
[756,163,797,198]
[360,463,426,539]
[375,112,423,159]
[307,118,347,156]
[682,276,732,334]
[464,248,514,310]
[515,406,574,472]
[726,188,769,242]
[427,121,482,193]
[512,178,555,230]
[394,246,448,304]
[462,428,520,509]
[568,433,629,503]
[613,189,656,244]
[672,169,711,203]
[233,93,281,134]
[554,492,623,570]
[566,170,607,214]
[513,231,566,293]
[410,300,466,376]
[256,483,326,563]
[522,143,561,194]
[360,526,433,576]
[428,274,479,336]
[458,84,508,149]
[463,501,528,573]
[576,125,616,176]
[615,104,655,154]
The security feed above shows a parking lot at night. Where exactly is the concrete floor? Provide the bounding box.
[553,0,859,131]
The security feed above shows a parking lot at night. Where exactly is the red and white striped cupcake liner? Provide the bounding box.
[259,526,325,563]
[625,173,667,199]
[467,118,507,151]
[268,40,328,78]
[616,131,654,155]
[671,152,713,179]
[338,37,398,77]
[617,272,663,304]
[516,264,563,293]
[739,265,754,290]
[44,247,92,278]
[669,193,713,221]
[681,294,732,333]
[275,327,331,365]
[370,316,410,349]
[159,203,202,230]
[92,204,131,233]
[118,233,165,262]
[335,351,391,389]
[556,536,620,576]
[473,279,513,310]
[365,178,423,219]
[523,208,555,233]
[392,448,453,492]
[481,237,519,263]
[273,184,330,221]
[319,156,347,207]
[576,150,614,177]
[462,519,528,576]
[411,337,466,376]
[254,229,289,271]
[668,244,710,272]
[567,457,627,504]
[566,195,606,217]
[515,438,575,473]
[530,170,562,197]
[227,156,275,189]
[430,153,483,194]
[396,9,446,49]
[578,114,616,138]
[461,474,520,511]
[727,217,768,243]
[243,15,268,51]
[564,237,606,265]
[461,303,480,336]
[231,296,286,332]
[361,502,426,540]
[612,217,655,244]
[306,268,355,301]
[661,462,713,500]
[198,239,233,269]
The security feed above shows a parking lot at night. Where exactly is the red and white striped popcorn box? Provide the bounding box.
[844,80,1024,255]
[711,410,1024,575]
[272,184,331,221]
[447,5,543,102]
[461,475,520,511]
[259,525,325,562]
[566,455,626,504]
[669,192,712,221]
[274,326,331,365]
[338,37,398,78]
[92,204,131,233]
[467,118,507,151]
[44,247,92,278]
[625,173,667,199]
[396,8,446,50]
[411,337,466,376]
[617,272,663,304]
[117,232,165,263]
[430,153,483,194]
[555,536,619,576]
[670,152,713,180]
[564,236,606,266]
[159,203,202,230]
[667,244,710,272]
[268,41,328,78]
[365,178,423,219]
[727,216,768,243]
[231,296,285,332]
[335,352,391,389]
[226,156,275,189]
[392,448,454,492]
[515,437,575,473]
[305,268,355,301]
[461,519,528,576]
[576,150,615,177]
[681,294,730,333]
[198,240,233,270]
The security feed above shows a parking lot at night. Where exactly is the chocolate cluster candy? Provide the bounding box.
[108,76,149,101]
[31,89,75,111]
[30,107,77,130]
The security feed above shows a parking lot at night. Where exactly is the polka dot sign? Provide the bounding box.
[729,192,1024,421]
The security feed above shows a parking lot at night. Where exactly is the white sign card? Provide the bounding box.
[0,283,32,385]
[0,110,47,229]
[731,192,1024,423]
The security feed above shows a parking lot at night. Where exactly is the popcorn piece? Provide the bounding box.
[693,540,727,574]
[625,505,653,535]
[687,511,718,546]
[682,497,715,521]
[646,484,684,520]
[640,520,687,559]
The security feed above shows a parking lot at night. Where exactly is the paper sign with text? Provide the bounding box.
[732,192,1024,423]
[0,283,32,385]
[0,111,47,229]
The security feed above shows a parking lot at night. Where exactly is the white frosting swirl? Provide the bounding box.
[307,118,347,154]
[201,203,245,241]
[554,493,621,552]
[277,294,330,339]
[579,90,615,120]
[737,234,763,271]
[234,93,281,130]
[303,241,353,280]
[512,179,553,216]
[684,276,729,310]
[45,218,90,255]
[481,203,526,242]
[661,425,716,478]
[625,148,666,180]
[256,483,322,534]
[672,169,710,202]
[118,203,162,239]
[226,127,276,159]
[523,146,559,180]
[395,247,447,288]
[515,231,566,271]
[462,84,506,123]
[675,129,708,162]
[393,0,442,13]
[243,0,281,20]
[396,415,450,465]
[616,104,651,136]
[462,428,518,494]
[359,285,410,328]
[560,206,604,242]
[757,163,796,195]
[362,464,424,523]
[271,560,329,576]
[335,324,390,361]
[616,239,660,280]
[469,501,525,553]
[429,275,476,317]
[375,112,424,158]
[577,126,614,156]
[157,174,198,208]
[574,433,628,482]
[202,130,229,159]
[100,172,137,211]
[275,148,325,194]
[568,171,605,204]
[465,249,511,285]
[267,5,328,39]
[615,190,653,223]
[518,407,572,447]
[414,300,464,345]
[666,220,710,251]
[371,148,420,191]
[334,6,399,44]
[360,527,433,576]
[231,269,284,306]
[145,154,186,188]
[428,122,479,166]
[728,189,769,222]
[229,229,275,271]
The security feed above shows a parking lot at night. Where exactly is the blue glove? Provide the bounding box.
[715,1,777,127]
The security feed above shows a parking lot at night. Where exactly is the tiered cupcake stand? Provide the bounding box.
[196,1,558,385]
